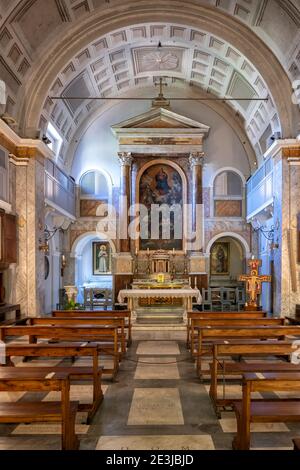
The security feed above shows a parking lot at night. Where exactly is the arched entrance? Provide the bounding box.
[71,232,116,305]
[209,236,246,287]
[205,233,250,310]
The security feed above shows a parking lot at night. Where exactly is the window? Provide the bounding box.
[213,171,243,217]
[0,146,8,203]
[46,122,63,159]
[80,171,109,200]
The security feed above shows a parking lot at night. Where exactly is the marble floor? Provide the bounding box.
[0,330,299,451]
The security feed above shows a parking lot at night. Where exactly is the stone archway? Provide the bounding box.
[70,231,116,304]
[206,232,251,288]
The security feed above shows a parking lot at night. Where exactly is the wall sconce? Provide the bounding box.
[39,225,64,254]
[251,218,280,250]
[61,254,67,277]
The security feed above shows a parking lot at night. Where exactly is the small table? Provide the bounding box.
[0,304,21,324]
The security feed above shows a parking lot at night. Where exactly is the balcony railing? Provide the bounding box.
[246,158,274,219]
[45,159,76,218]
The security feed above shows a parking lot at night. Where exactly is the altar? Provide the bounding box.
[118,286,202,324]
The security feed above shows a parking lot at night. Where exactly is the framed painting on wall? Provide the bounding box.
[93,242,112,275]
[210,242,230,276]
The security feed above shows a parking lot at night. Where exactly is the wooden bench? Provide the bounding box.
[208,340,299,417]
[293,438,300,450]
[189,317,284,356]
[3,342,103,423]
[195,325,300,378]
[0,325,120,380]
[186,311,266,348]
[232,372,300,450]
[52,310,132,346]
[27,317,127,355]
[0,367,79,450]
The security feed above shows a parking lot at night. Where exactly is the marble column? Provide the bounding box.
[14,153,45,316]
[118,152,133,253]
[189,152,204,233]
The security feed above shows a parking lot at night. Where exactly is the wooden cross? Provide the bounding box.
[155,77,168,98]
[238,258,271,311]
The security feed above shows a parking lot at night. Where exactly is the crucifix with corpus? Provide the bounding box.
[238,258,271,311]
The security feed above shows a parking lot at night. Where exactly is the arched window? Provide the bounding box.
[80,170,109,200]
[213,171,243,217]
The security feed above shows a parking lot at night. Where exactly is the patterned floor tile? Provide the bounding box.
[96,434,214,450]
[128,388,184,425]
[136,341,180,355]
[134,357,180,380]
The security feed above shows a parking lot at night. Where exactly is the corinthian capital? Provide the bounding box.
[118,152,133,167]
[189,152,204,168]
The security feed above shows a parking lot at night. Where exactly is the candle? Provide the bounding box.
[147,248,150,255]
[173,248,175,255]
[189,277,191,286]
[135,248,138,256]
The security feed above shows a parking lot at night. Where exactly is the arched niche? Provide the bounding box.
[206,232,251,287]
[71,231,116,303]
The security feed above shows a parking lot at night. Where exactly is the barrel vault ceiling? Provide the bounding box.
[0,0,299,166]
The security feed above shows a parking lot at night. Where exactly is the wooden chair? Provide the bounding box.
[232,372,300,450]
[201,289,212,312]
[0,367,79,450]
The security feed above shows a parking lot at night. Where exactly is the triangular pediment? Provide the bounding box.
[112,108,210,133]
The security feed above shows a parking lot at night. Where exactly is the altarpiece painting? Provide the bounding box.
[139,164,183,251]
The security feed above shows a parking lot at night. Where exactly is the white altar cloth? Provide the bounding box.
[118,288,202,304]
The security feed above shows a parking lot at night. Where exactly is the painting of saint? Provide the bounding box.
[210,242,230,275]
[139,164,183,251]
[93,242,111,275]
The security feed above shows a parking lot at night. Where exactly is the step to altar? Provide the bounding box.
[135,307,184,325]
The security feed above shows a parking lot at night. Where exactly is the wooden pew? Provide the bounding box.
[232,372,300,450]
[27,317,127,355]
[0,325,120,380]
[0,367,79,450]
[3,342,103,423]
[195,325,300,378]
[189,317,284,356]
[186,311,267,348]
[293,439,300,450]
[52,310,132,346]
[208,339,299,418]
